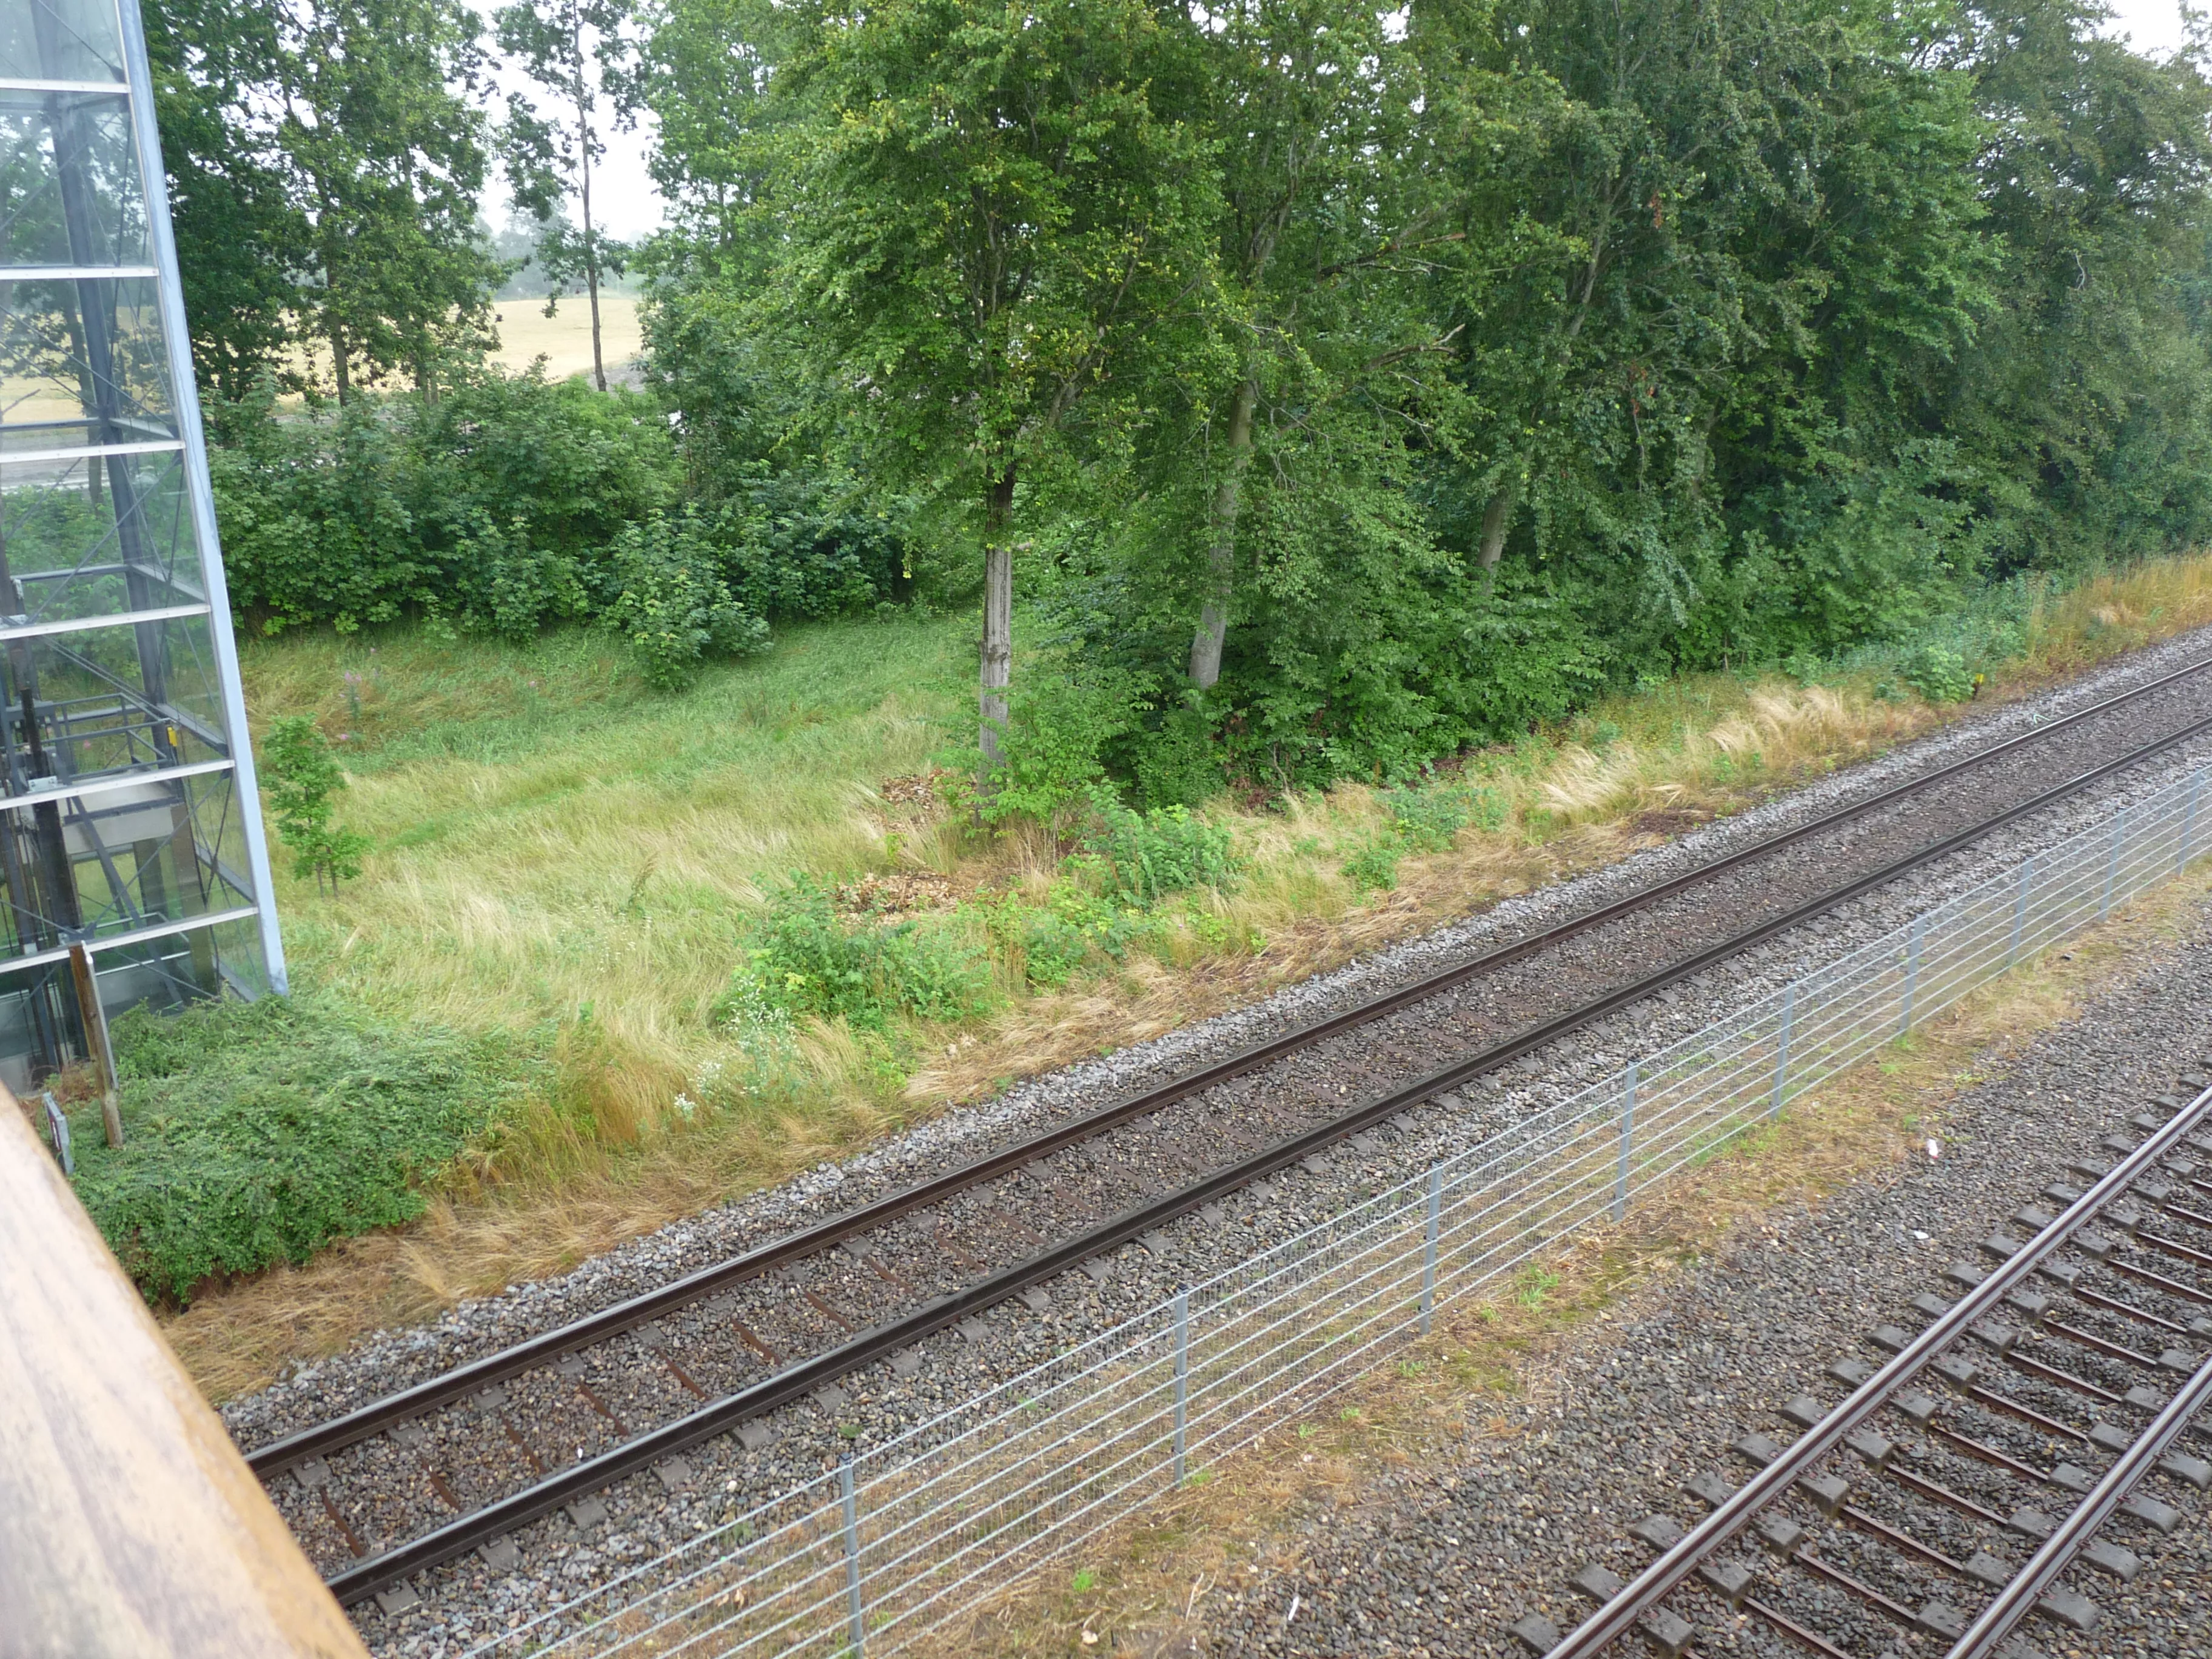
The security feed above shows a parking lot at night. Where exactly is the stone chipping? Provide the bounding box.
[1230,901,2212,1658]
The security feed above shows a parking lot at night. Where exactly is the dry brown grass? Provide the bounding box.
[913,871,2212,1658]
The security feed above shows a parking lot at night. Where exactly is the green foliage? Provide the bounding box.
[147,0,504,399]
[174,0,2212,801]
[258,716,371,890]
[69,994,525,1303]
[1381,786,1471,853]
[1903,643,1976,704]
[1070,790,1241,907]
[1340,836,1401,893]
[210,366,681,637]
[727,878,997,1031]
[976,666,1150,823]
[1004,883,1148,989]
[605,511,770,689]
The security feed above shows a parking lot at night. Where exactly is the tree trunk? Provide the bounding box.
[979,464,1017,768]
[1188,374,1256,689]
[329,318,350,404]
[1477,481,1514,572]
[577,45,606,394]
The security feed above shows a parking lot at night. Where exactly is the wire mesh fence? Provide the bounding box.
[475,762,2212,1659]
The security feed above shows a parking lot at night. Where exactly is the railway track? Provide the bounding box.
[1516,1073,2212,1659]
[259,651,2212,1612]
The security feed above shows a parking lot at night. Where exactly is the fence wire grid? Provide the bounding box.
[472,762,2212,1658]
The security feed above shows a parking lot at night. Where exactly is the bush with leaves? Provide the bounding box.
[69,993,528,1303]
[1903,643,1974,704]
[605,510,769,689]
[1068,788,1240,907]
[258,716,371,891]
[726,877,997,1030]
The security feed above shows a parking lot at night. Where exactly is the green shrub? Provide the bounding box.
[69,994,526,1303]
[605,510,769,689]
[979,667,1148,823]
[258,715,371,890]
[1003,883,1147,988]
[1341,836,1401,892]
[1903,642,1974,703]
[211,367,680,638]
[1070,789,1240,906]
[1018,909,1092,989]
[1381,785,1470,853]
[731,877,997,1029]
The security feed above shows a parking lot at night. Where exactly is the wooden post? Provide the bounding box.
[0,1082,370,1656]
[68,939,123,1148]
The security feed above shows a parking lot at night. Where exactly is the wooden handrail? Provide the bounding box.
[0,1082,370,1657]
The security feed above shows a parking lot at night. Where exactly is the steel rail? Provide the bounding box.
[1543,1080,2212,1657]
[250,655,2212,1484]
[1948,1350,2212,1658]
[320,703,2212,1605]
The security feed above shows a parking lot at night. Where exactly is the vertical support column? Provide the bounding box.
[1769,983,1794,1119]
[842,1455,864,1657]
[1898,916,1925,1039]
[2100,808,2128,921]
[1420,1167,1442,1335]
[67,942,120,1148]
[1171,1289,1190,1484]
[2007,856,2035,968]
[2180,771,2204,875]
[1611,1061,1638,1223]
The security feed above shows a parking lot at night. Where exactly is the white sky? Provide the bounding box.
[2100,0,2197,56]
[468,2,668,244]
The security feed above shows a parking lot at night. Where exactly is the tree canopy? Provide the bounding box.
[154,0,2212,793]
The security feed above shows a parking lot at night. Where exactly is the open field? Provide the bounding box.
[486,292,645,384]
[152,553,2212,1396]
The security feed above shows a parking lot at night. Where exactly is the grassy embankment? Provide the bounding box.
[116,554,2212,1398]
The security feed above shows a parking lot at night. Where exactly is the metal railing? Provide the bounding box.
[472,762,2212,1659]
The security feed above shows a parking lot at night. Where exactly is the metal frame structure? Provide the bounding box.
[0,0,284,1089]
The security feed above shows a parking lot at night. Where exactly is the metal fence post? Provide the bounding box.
[1769,984,1794,1118]
[1171,1289,1190,1484]
[2100,808,2128,920]
[842,1454,864,1657]
[2007,856,2035,967]
[1898,916,1925,1038]
[1611,1062,1638,1222]
[1421,1168,1442,1334]
[2181,771,2204,874]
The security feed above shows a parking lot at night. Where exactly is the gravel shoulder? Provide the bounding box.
[1193,882,2212,1659]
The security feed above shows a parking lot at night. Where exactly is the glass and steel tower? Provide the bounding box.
[0,0,284,1088]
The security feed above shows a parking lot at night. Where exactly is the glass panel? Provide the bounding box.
[1,445,207,620]
[207,908,267,999]
[0,768,243,947]
[0,0,126,86]
[0,0,280,1085]
[0,87,145,267]
[0,273,175,433]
